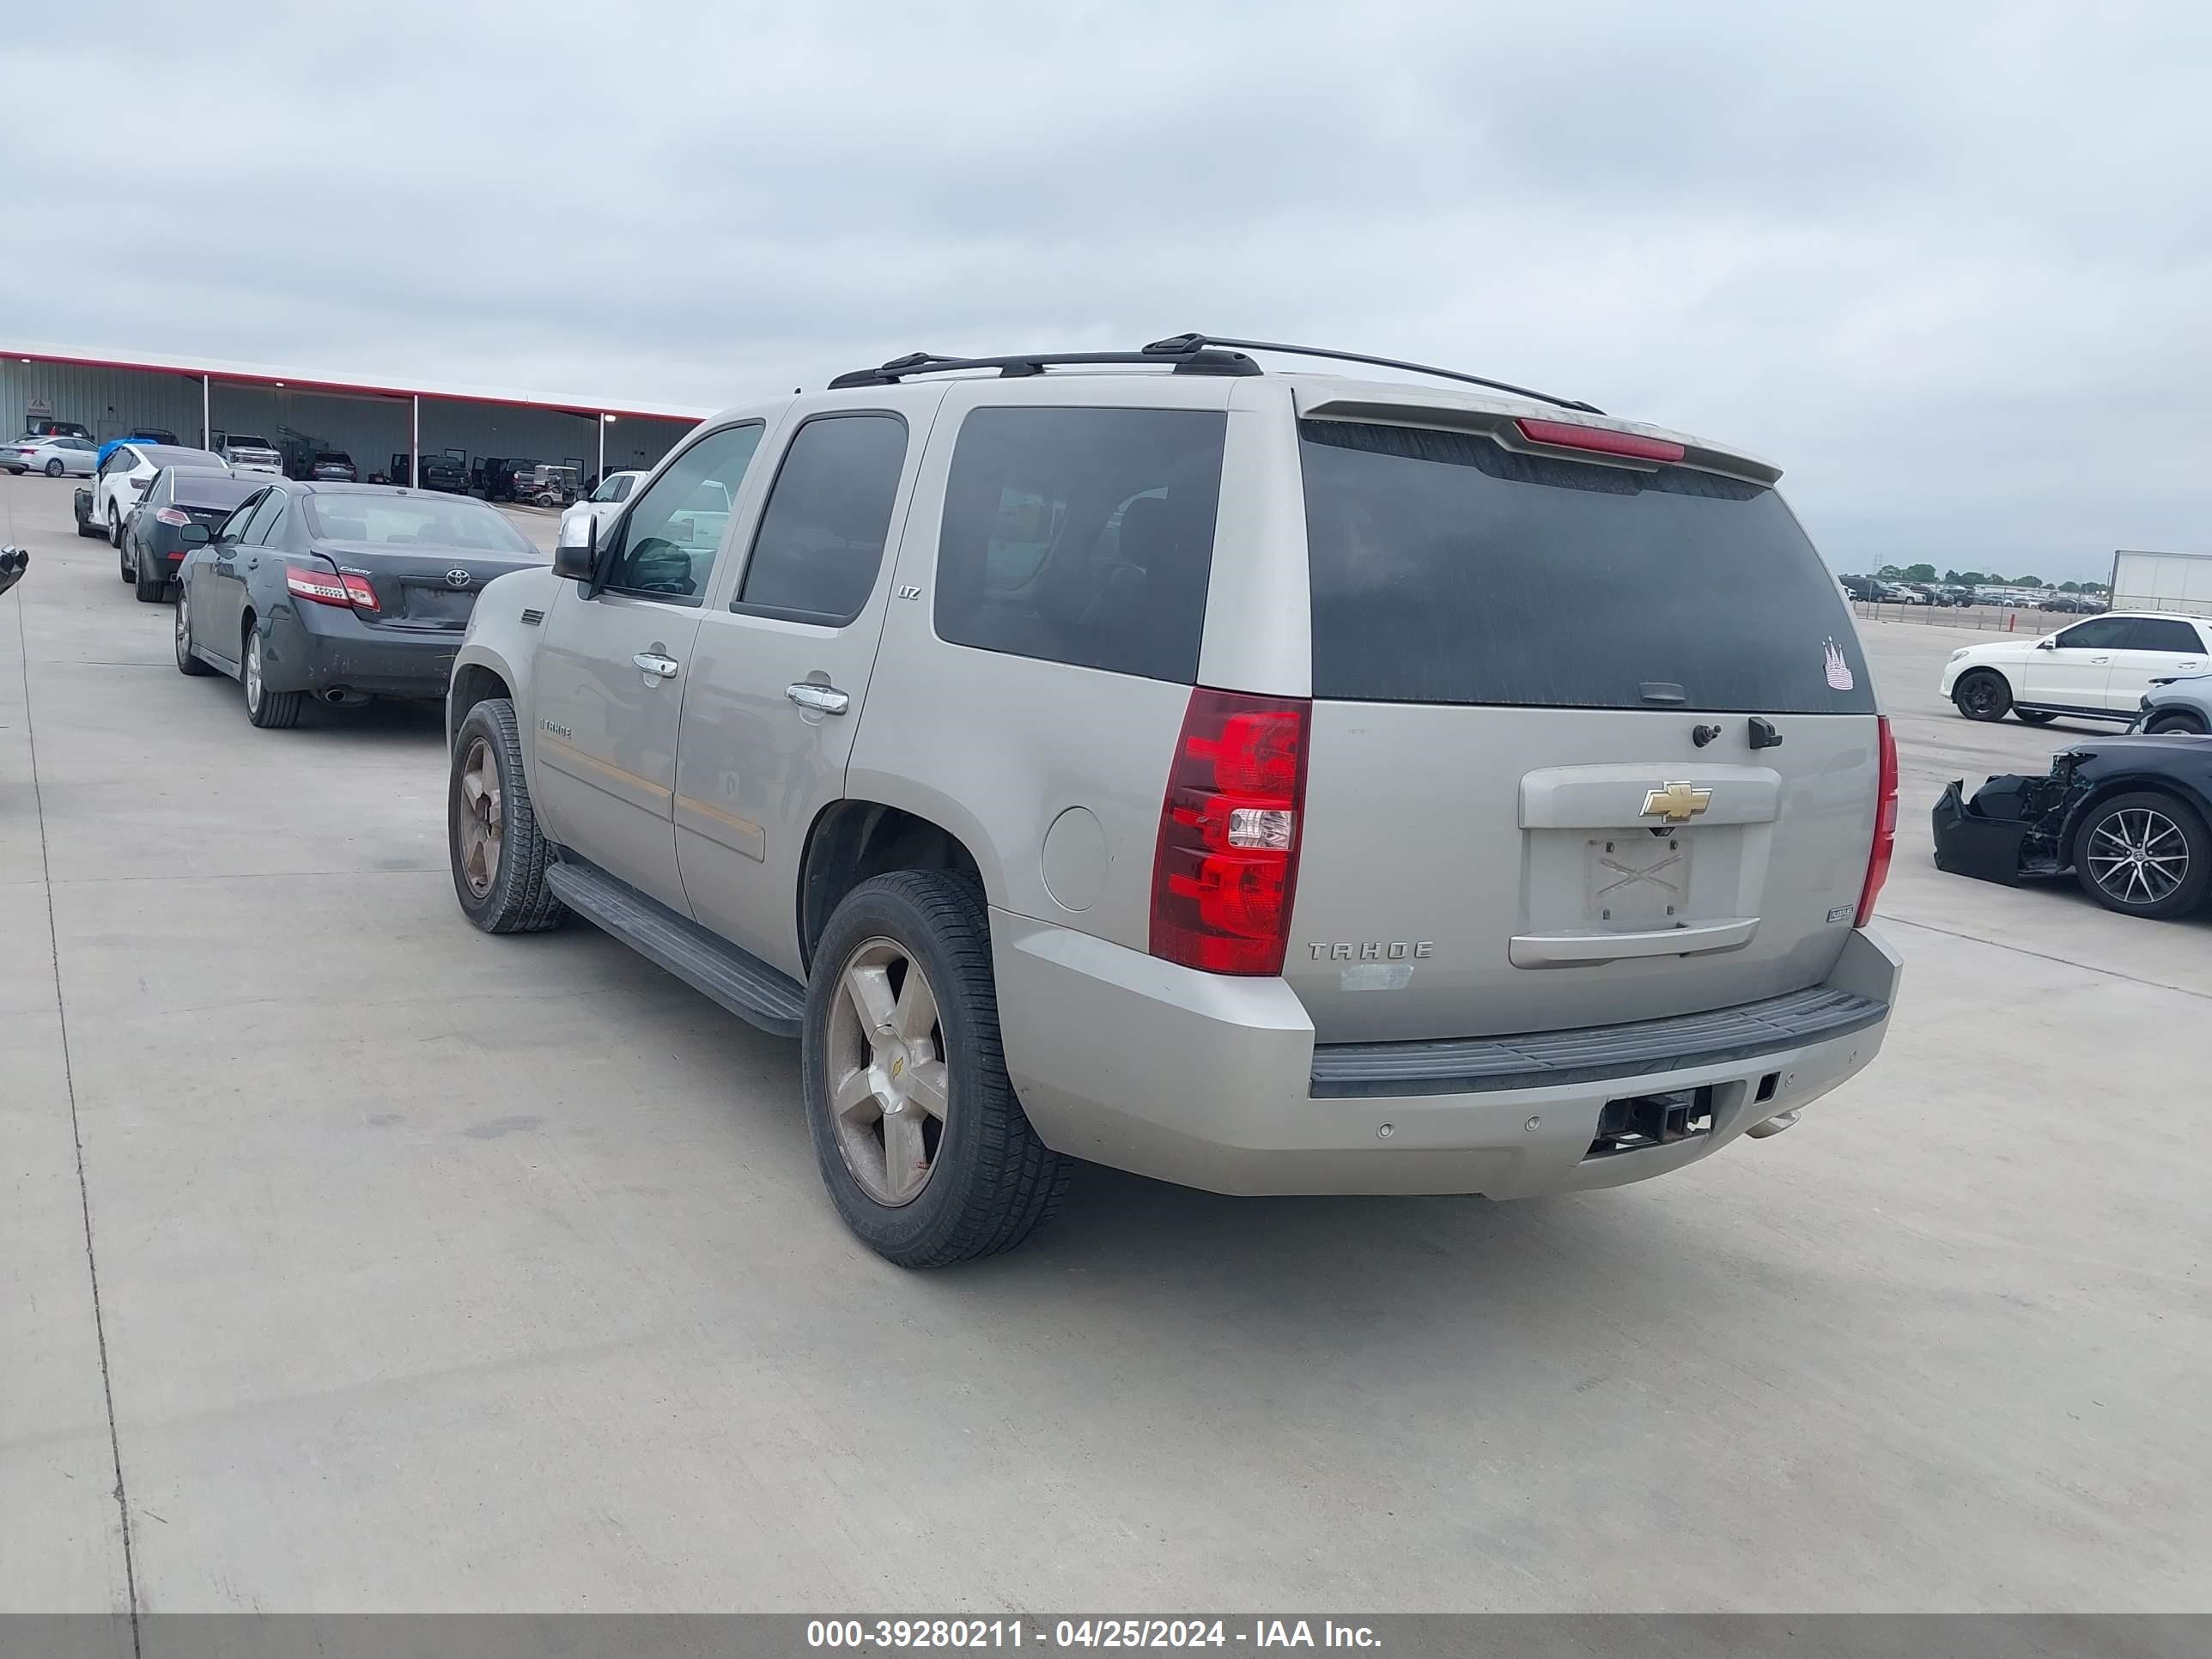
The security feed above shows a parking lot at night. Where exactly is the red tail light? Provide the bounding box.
[1514,416,1685,465]
[153,507,191,526]
[1151,688,1310,975]
[1855,715,1898,927]
[285,563,379,611]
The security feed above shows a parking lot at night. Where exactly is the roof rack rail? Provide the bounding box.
[1141,333,1601,414]
[828,343,1261,389]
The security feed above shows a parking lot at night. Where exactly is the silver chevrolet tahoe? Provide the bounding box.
[445,333,1901,1267]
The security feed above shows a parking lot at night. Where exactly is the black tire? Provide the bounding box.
[2145,711,2207,736]
[173,590,212,675]
[241,628,302,729]
[2072,790,2211,920]
[447,697,568,933]
[44,459,64,477]
[118,541,134,583]
[108,506,124,550]
[1954,669,2012,722]
[802,871,1072,1267]
[134,560,167,603]
[76,511,102,539]
[2014,709,2057,726]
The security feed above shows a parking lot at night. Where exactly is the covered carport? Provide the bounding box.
[2,344,709,493]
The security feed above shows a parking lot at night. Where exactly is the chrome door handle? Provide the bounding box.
[633,651,679,679]
[2092,655,2111,665]
[786,682,850,715]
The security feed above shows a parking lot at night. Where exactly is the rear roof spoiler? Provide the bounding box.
[1297,394,1783,487]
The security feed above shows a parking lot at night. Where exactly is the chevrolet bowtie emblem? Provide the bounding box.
[1641,781,1713,823]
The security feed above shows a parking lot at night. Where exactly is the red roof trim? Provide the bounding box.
[9,348,699,425]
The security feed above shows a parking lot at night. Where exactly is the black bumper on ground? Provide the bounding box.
[260,604,459,700]
[1932,770,2082,885]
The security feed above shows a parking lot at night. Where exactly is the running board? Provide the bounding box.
[544,860,806,1038]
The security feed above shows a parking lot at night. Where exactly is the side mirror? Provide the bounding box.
[2036,635,2058,650]
[552,514,598,584]
[179,522,210,547]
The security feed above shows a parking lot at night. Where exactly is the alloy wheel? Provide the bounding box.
[1962,676,2004,717]
[2086,807,2189,907]
[825,937,950,1206]
[456,737,504,898]
[245,634,263,712]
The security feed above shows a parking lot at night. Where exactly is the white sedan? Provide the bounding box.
[1940,612,2212,726]
[3,434,99,477]
[557,468,647,545]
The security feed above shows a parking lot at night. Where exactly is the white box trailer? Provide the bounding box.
[2108,549,2212,616]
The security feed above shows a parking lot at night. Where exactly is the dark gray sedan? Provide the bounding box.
[119,468,262,603]
[173,480,547,729]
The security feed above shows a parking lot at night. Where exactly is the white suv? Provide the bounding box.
[443,334,1901,1266]
[1942,612,2212,725]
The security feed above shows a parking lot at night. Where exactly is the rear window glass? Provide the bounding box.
[141,446,224,470]
[303,494,536,554]
[171,473,260,510]
[1299,419,1873,713]
[935,407,1227,683]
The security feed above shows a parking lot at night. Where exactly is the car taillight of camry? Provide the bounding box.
[1150,688,1311,975]
[285,563,379,611]
[1855,715,1898,927]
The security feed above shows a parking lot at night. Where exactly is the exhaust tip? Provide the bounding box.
[1746,1108,1802,1140]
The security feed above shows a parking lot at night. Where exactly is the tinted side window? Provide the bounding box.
[736,414,908,623]
[215,493,262,542]
[2124,618,2203,653]
[2056,618,2128,651]
[241,491,287,545]
[602,423,765,605]
[934,407,1228,682]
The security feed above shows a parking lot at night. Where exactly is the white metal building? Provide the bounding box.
[3,343,710,488]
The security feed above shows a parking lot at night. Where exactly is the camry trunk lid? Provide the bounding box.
[1282,405,1881,1044]
[317,544,547,629]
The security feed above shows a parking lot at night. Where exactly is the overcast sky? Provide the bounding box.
[4,3,2208,581]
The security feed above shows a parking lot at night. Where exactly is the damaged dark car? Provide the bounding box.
[1934,734,2212,920]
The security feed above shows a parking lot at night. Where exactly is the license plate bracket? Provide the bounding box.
[1584,830,1694,925]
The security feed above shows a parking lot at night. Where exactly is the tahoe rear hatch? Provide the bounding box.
[1283,400,1882,1043]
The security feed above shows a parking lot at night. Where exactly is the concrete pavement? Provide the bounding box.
[2,471,2206,1617]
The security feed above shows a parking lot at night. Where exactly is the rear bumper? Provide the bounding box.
[992,916,1901,1198]
[261,603,460,699]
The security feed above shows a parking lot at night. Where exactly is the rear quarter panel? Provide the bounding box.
[846,376,1250,947]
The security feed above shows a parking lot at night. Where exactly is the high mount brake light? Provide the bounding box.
[1150,689,1311,975]
[1856,716,1898,927]
[1514,416,1686,465]
[285,563,378,611]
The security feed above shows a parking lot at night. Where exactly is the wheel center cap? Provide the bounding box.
[878,1036,912,1102]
